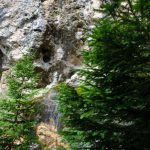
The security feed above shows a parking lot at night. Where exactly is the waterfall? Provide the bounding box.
[35,89,68,149]
[42,89,61,129]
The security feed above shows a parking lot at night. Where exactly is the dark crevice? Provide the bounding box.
[38,47,54,63]
[41,48,49,54]
[0,49,3,79]
[43,55,50,63]
[34,29,42,32]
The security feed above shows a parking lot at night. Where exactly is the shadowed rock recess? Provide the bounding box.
[0,0,101,148]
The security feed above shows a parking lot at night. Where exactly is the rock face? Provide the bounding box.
[0,0,100,148]
[0,0,100,89]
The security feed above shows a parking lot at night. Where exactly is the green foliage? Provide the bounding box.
[56,83,92,149]
[7,54,39,99]
[57,1,150,149]
[0,53,42,150]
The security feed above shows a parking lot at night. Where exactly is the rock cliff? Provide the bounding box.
[0,0,101,90]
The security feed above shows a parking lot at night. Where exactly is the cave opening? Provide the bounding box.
[40,47,53,63]
[43,55,50,63]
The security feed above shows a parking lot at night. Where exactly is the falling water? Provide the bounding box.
[41,89,61,130]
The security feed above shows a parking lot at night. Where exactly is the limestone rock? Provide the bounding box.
[0,0,101,88]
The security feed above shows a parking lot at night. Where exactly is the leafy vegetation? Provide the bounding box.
[57,0,150,149]
[0,53,42,150]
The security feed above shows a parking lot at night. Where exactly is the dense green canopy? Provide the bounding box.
[57,0,150,149]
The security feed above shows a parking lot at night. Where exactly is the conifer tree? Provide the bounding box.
[57,0,150,149]
[0,53,41,150]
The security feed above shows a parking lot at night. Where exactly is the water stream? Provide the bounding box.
[41,89,61,130]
